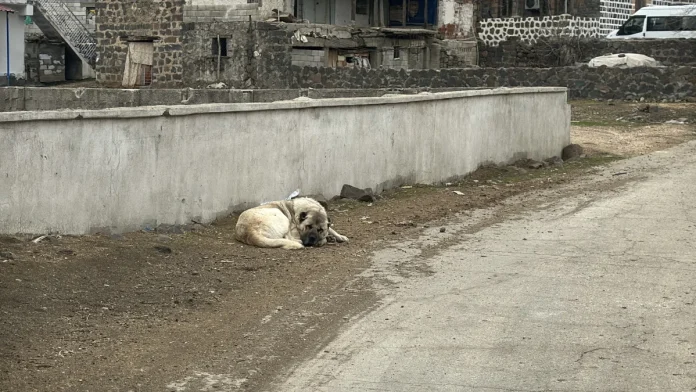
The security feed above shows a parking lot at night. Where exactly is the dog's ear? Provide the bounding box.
[299,211,308,222]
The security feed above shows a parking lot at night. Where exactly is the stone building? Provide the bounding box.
[95,0,479,88]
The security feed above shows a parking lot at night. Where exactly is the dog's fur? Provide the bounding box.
[234,197,348,249]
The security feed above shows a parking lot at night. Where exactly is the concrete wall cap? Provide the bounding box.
[0,87,567,123]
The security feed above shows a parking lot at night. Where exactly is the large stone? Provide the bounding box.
[562,144,584,161]
[340,184,375,202]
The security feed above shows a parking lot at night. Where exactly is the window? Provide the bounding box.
[647,16,696,32]
[393,46,400,59]
[647,16,682,31]
[617,15,645,35]
[212,38,228,57]
[139,64,152,86]
[684,16,696,31]
[356,0,369,15]
[86,6,95,22]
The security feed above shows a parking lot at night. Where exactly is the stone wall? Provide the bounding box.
[0,87,466,112]
[440,40,478,68]
[289,65,696,100]
[479,38,696,68]
[181,21,292,88]
[478,15,601,46]
[291,48,327,68]
[95,0,185,87]
[24,40,66,83]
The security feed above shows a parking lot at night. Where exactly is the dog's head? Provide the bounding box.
[293,198,330,247]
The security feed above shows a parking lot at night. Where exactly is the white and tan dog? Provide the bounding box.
[234,197,348,249]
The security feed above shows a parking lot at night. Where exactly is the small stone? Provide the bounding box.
[528,160,544,169]
[0,251,15,260]
[154,245,172,254]
[440,227,446,233]
[544,156,564,167]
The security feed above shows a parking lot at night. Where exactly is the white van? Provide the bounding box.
[606,4,696,39]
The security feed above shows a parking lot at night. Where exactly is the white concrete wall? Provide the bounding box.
[0,88,571,235]
[1,11,26,79]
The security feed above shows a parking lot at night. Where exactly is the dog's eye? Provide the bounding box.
[307,225,313,230]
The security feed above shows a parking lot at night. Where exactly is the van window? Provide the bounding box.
[647,16,682,31]
[682,16,696,31]
[617,16,645,35]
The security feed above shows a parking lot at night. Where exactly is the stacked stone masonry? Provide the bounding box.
[289,65,696,100]
[479,38,696,68]
[291,49,327,68]
[183,4,262,22]
[24,41,67,83]
[478,15,601,46]
[95,0,185,87]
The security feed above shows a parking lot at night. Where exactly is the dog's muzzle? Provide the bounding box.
[303,234,318,246]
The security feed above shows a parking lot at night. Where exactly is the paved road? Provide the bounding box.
[277,142,696,391]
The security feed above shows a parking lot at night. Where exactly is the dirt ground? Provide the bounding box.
[1,101,695,392]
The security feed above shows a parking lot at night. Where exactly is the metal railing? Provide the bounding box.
[33,0,97,67]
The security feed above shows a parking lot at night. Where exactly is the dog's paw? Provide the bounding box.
[334,234,349,243]
[282,240,304,250]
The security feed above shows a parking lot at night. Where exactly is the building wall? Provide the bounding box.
[0,88,570,234]
[95,0,185,87]
[478,14,601,46]
[292,48,327,67]
[438,0,475,38]
[439,39,477,67]
[480,0,601,19]
[24,40,66,83]
[1,11,27,80]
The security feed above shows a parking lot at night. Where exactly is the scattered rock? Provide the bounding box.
[157,224,185,234]
[562,144,584,161]
[638,104,658,113]
[340,184,376,202]
[440,227,446,233]
[396,220,415,227]
[528,160,544,170]
[0,236,23,244]
[0,251,15,260]
[154,245,173,254]
[191,223,206,232]
[545,156,564,167]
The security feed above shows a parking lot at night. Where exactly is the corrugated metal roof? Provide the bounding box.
[0,5,16,12]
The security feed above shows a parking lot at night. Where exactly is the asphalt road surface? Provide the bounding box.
[276,141,696,392]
